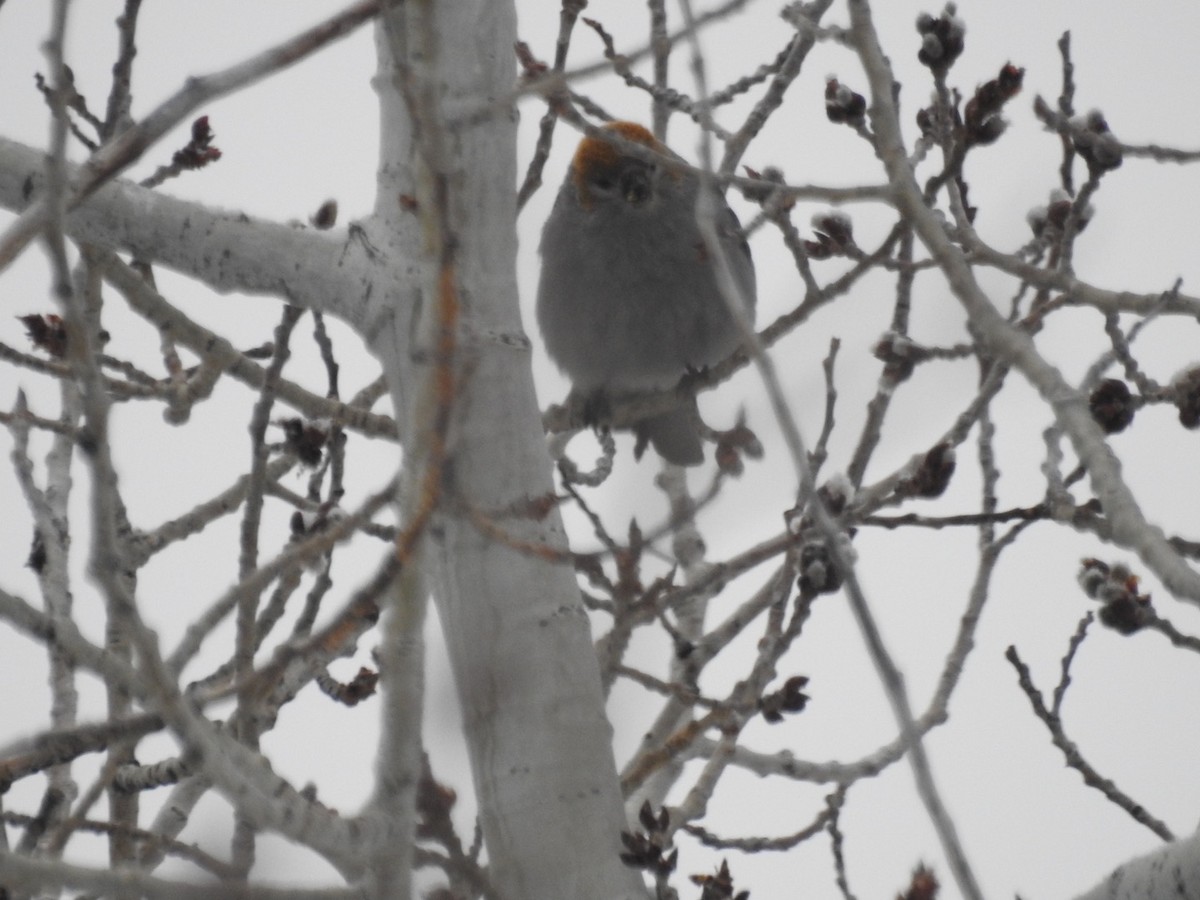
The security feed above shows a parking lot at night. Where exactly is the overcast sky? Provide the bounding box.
[2,1,1200,897]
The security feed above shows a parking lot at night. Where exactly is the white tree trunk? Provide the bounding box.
[366,4,644,896]
[1074,830,1200,900]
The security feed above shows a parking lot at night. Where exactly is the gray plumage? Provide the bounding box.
[537,123,756,466]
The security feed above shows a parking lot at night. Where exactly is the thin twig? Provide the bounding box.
[1006,638,1174,841]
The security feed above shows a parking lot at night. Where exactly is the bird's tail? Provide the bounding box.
[635,401,704,466]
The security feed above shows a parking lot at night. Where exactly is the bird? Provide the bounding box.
[536,121,756,466]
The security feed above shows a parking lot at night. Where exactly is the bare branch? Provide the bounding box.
[0,0,380,272]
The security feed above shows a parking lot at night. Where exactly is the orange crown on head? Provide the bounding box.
[571,122,662,198]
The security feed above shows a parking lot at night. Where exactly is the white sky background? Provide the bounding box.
[1,1,1200,897]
